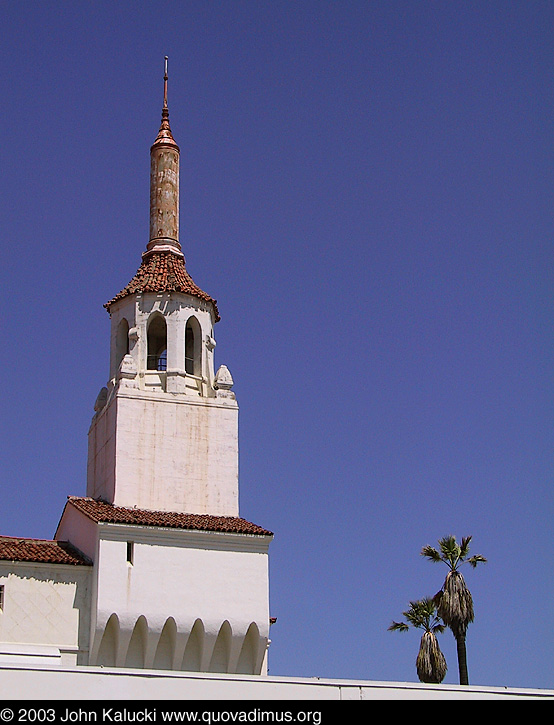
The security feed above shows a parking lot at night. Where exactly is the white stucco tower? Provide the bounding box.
[87,59,238,517]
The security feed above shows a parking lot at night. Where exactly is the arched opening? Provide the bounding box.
[181,619,203,672]
[115,318,130,371]
[96,614,119,667]
[125,616,148,669]
[208,621,232,673]
[153,618,177,671]
[147,314,167,371]
[236,622,260,675]
[185,316,201,376]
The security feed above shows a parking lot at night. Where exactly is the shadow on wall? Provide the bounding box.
[95,615,264,674]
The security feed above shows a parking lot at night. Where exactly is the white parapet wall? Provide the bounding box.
[0,664,551,701]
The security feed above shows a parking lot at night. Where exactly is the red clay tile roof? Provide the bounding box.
[105,250,220,321]
[67,497,273,537]
[0,536,91,566]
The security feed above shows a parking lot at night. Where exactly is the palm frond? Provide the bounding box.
[421,545,442,563]
[416,597,438,618]
[460,536,472,558]
[391,597,444,633]
[388,621,409,632]
[438,535,460,566]
[467,554,487,568]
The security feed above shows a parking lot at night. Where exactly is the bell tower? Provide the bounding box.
[87,59,239,517]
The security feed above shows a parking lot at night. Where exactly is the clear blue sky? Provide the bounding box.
[1,1,552,691]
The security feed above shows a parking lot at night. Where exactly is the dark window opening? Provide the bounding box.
[147,348,167,371]
[185,323,194,375]
[147,315,167,371]
[115,318,130,370]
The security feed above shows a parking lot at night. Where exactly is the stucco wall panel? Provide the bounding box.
[0,564,91,665]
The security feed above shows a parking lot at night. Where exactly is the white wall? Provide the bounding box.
[87,523,271,674]
[0,563,91,666]
[88,388,239,516]
[0,665,550,700]
[55,502,99,563]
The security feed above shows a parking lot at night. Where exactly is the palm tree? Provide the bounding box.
[389,597,448,684]
[421,535,487,685]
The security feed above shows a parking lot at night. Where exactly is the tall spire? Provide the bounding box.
[106,57,219,320]
[147,56,182,255]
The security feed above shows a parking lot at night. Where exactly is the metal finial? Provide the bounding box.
[163,56,169,109]
[152,55,178,149]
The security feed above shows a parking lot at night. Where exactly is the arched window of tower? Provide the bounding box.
[147,313,167,371]
[185,316,202,376]
[115,318,130,371]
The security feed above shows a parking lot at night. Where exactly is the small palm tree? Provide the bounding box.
[389,597,448,684]
[421,535,487,685]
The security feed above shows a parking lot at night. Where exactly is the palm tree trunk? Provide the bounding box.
[456,633,469,685]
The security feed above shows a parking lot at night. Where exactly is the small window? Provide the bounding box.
[126,542,134,565]
[0,585,4,610]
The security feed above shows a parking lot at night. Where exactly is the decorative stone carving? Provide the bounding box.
[128,327,139,353]
[215,365,233,389]
[214,365,235,400]
[118,354,138,389]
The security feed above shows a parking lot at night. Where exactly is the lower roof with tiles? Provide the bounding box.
[0,537,92,566]
[65,497,273,537]
[0,499,272,566]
